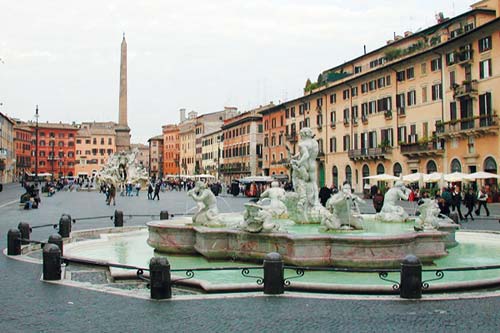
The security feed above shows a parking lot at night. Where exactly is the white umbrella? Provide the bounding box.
[464,171,500,180]
[402,172,425,183]
[444,172,470,182]
[363,174,399,181]
[424,172,443,183]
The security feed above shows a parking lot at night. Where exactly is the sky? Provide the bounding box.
[0,0,473,143]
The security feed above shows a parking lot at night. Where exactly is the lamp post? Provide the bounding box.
[50,135,55,181]
[34,105,39,179]
[216,135,221,181]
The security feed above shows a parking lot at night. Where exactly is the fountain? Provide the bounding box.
[146,128,455,268]
[96,149,149,189]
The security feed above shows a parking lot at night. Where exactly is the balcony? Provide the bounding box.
[348,147,392,161]
[270,159,288,166]
[453,80,478,100]
[456,49,473,65]
[220,163,250,174]
[400,140,444,158]
[436,114,499,139]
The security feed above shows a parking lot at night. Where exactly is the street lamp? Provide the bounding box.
[49,135,55,181]
[34,105,39,179]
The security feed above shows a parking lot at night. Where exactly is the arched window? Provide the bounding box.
[345,165,352,185]
[332,166,338,188]
[376,163,385,175]
[362,164,370,185]
[426,160,437,173]
[484,156,497,173]
[393,162,402,176]
[450,159,462,172]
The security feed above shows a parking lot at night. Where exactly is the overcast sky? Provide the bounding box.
[1,0,472,143]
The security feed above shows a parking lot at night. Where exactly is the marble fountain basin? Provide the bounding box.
[146,214,457,268]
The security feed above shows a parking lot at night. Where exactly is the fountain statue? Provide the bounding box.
[285,128,327,223]
[96,149,149,188]
[414,198,453,231]
[240,203,281,233]
[187,181,223,227]
[321,183,364,231]
[256,181,288,218]
[376,180,411,222]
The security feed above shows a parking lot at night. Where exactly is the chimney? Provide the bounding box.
[180,108,186,122]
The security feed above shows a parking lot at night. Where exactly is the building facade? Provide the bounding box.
[162,124,180,176]
[148,135,164,179]
[0,112,15,183]
[13,124,33,180]
[261,106,289,181]
[201,129,223,179]
[179,110,198,176]
[262,0,500,192]
[75,122,116,178]
[130,143,149,170]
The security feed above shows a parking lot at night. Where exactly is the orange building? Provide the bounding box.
[162,124,180,176]
[13,124,33,179]
[28,122,78,178]
[261,106,288,181]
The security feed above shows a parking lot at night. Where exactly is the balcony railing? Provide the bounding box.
[348,147,392,161]
[453,80,478,99]
[400,140,444,158]
[436,114,498,138]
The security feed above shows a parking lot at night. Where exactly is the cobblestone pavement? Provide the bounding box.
[1,185,500,332]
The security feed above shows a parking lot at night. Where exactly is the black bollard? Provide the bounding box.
[150,257,172,300]
[160,211,169,220]
[7,229,22,255]
[43,243,61,281]
[58,214,72,238]
[400,254,422,299]
[114,210,124,227]
[18,222,31,245]
[263,252,284,295]
[48,234,64,256]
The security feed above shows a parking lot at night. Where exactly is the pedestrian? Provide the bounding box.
[318,186,332,207]
[440,187,452,217]
[372,189,384,213]
[135,183,141,196]
[107,184,116,206]
[463,188,476,221]
[475,186,490,216]
[153,182,161,200]
[148,182,154,200]
[451,185,464,221]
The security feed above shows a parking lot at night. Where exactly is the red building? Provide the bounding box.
[28,122,79,178]
[13,124,33,179]
[162,124,180,176]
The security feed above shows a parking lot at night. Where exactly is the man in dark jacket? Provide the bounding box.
[451,186,464,221]
[463,188,476,221]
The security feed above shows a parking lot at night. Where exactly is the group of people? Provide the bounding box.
[20,183,41,210]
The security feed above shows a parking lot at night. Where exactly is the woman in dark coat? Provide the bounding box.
[372,189,384,213]
[463,188,476,221]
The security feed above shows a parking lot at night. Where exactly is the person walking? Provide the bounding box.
[147,182,154,200]
[451,185,464,221]
[372,189,385,213]
[135,183,141,196]
[153,182,161,200]
[475,186,490,216]
[107,184,116,206]
[463,188,476,221]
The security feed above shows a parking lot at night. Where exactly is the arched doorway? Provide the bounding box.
[483,156,498,190]
[332,166,338,188]
[393,163,402,177]
[426,160,437,174]
[376,163,385,175]
[484,156,497,174]
[318,162,325,188]
[345,165,352,185]
[450,159,462,172]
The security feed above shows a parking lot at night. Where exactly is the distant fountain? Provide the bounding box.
[96,149,149,188]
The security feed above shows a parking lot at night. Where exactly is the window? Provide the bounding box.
[316,97,323,109]
[351,86,358,97]
[343,108,350,123]
[354,66,362,74]
[431,83,442,100]
[450,102,457,121]
[290,106,296,118]
[329,137,337,152]
[330,111,336,126]
[421,86,428,103]
[329,94,336,104]
[377,77,386,88]
[431,58,442,71]
[100,138,105,145]
[377,96,392,112]
[351,106,358,123]
[386,75,391,86]
[316,114,323,127]
[368,101,377,114]
[421,63,427,75]
[93,138,97,145]
[396,71,405,82]
[446,52,455,66]
[343,135,350,151]
[343,89,350,100]
[108,138,112,145]
[381,128,393,146]
[407,90,416,106]
[479,59,492,79]
[406,67,414,79]
[368,80,377,91]
[397,126,407,144]
[361,83,368,93]
[450,71,456,88]
[478,36,492,53]
[464,23,474,32]
[479,92,493,127]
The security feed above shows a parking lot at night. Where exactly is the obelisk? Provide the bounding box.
[115,33,131,152]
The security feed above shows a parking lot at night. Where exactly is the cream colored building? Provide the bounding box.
[201,129,223,179]
[265,0,500,193]
[0,112,15,183]
[75,122,116,178]
[148,135,164,179]
[179,110,197,176]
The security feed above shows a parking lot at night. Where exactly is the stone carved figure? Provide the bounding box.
[286,127,326,222]
[376,180,411,222]
[322,183,364,230]
[241,203,280,233]
[257,181,288,218]
[187,181,222,227]
[414,198,453,231]
[96,149,148,188]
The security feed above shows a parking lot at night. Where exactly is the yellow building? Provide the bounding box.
[179,110,197,176]
[201,129,223,179]
[265,0,500,193]
[75,122,116,178]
